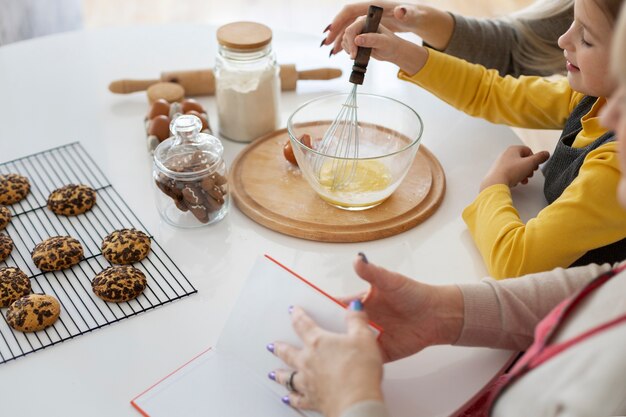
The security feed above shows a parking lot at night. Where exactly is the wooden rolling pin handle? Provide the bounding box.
[297,68,343,80]
[108,79,159,94]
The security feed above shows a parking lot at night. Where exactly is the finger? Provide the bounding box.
[345,307,373,336]
[270,369,305,394]
[282,392,314,410]
[291,306,325,346]
[344,16,366,57]
[354,33,388,49]
[353,254,409,292]
[393,5,408,21]
[521,178,528,185]
[337,290,368,306]
[516,145,533,157]
[272,341,303,369]
[325,4,369,44]
[533,150,550,165]
[331,29,346,56]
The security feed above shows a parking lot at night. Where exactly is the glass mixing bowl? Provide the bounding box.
[287,93,424,210]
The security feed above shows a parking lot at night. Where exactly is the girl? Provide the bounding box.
[335,0,623,278]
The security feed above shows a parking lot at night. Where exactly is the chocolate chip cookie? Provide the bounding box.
[47,184,97,216]
[0,173,30,205]
[6,294,61,332]
[0,206,11,230]
[92,265,147,302]
[0,267,31,307]
[101,229,151,265]
[0,233,13,262]
[31,236,84,271]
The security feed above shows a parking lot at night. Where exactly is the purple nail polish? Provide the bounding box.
[282,396,291,405]
[268,371,276,381]
[323,24,331,33]
[358,252,369,264]
[266,343,275,353]
[288,305,294,314]
[349,299,363,311]
[320,38,326,47]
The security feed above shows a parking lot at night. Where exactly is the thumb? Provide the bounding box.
[353,254,409,292]
[393,5,418,24]
[533,150,550,165]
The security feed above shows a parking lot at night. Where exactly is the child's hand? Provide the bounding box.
[480,146,550,191]
[341,18,428,75]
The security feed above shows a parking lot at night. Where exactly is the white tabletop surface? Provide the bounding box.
[0,25,547,416]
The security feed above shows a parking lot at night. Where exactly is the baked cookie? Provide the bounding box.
[0,173,30,205]
[6,294,60,332]
[0,267,31,307]
[31,236,84,271]
[0,233,13,262]
[92,265,147,302]
[0,206,11,230]
[47,184,97,216]
[101,229,151,265]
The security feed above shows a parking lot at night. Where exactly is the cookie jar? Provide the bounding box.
[214,21,281,142]
[153,114,229,227]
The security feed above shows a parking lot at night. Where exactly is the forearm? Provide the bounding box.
[455,263,613,350]
[409,5,455,51]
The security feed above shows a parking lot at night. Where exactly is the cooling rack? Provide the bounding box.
[0,142,197,364]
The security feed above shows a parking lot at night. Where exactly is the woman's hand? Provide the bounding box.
[269,304,384,417]
[322,2,455,55]
[342,254,464,362]
[480,145,550,191]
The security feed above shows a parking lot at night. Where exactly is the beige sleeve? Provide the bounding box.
[340,401,390,417]
[455,263,614,350]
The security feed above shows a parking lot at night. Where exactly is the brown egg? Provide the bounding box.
[283,140,297,165]
[149,115,171,142]
[185,110,209,131]
[181,99,204,114]
[299,134,312,149]
[148,99,170,119]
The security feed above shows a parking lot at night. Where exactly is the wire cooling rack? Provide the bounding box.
[0,142,197,364]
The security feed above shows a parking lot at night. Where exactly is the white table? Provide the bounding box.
[0,25,547,416]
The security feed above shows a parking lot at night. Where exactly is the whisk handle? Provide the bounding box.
[349,5,384,85]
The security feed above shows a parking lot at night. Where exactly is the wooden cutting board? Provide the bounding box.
[229,126,445,242]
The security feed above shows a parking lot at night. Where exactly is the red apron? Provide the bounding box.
[458,263,626,417]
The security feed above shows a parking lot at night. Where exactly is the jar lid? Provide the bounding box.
[216,22,272,50]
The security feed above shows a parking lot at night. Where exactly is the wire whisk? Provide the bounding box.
[314,5,383,191]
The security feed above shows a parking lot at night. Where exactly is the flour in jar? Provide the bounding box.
[216,68,280,142]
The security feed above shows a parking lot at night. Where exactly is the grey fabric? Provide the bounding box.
[442,9,572,77]
[541,96,623,267]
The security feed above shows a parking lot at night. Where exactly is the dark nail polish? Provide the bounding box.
[349,299,363,311]
[329,50,333,58]
[288,305,294,314]
[320,38,326,47]
[358,252,369,264]
[266,343,275,353]
[268,371,276,381]
[282,396,291,405]
[323,24,331,33]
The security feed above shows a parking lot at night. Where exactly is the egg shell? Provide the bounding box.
[180,99,204,114]
[148,99,171,119]
[149,115,171,142]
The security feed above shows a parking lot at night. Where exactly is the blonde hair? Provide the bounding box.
[505,0,574,75]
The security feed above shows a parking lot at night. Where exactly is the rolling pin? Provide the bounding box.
[109,65,342,96]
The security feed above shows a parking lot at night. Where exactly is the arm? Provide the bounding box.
[463,143,625,278]
[456,262,613,350]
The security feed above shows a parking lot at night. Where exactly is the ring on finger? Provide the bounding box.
[286,371,299,394]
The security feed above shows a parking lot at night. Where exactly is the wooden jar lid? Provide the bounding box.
[216,22,272,50]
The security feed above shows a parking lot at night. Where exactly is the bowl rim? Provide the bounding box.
[286,92,424,160]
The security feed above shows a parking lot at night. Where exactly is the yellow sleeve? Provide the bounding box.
[462,142,625,279]
[398,48,582,129]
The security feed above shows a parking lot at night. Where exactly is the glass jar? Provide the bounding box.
[215,21,281,142]
[153,114,229,228]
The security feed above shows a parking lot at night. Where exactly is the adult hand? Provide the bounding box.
[341,254,464,362]
[268,304,384,417]
[480,145,550,191]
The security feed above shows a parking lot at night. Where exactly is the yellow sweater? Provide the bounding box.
[399,49,624,279]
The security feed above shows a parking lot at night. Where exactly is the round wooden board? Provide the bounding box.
[229,126,446,242]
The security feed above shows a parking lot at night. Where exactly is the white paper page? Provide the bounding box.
[133,348,303,417]
[216,255,353,405]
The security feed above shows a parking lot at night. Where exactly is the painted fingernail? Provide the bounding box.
[282,396,291,405]
[358,252,369,264]
[288,305,294,314]
[268,371,276,381]
[328,49,333,58]
[320,38,326,47]
[349,300,363,311]
[266,343,275,353]
[323,24,331,33]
